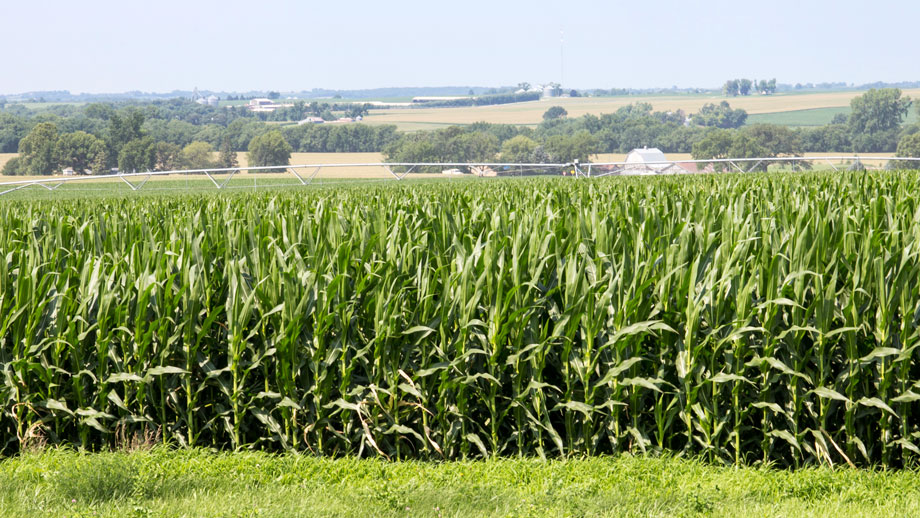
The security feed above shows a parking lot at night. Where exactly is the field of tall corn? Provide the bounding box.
[2,173,920,467]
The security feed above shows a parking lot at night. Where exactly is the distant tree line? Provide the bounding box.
[412,92,542,108]
[1,103,398,175]
[723,78,777,96]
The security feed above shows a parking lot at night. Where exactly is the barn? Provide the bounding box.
[623,147,690,175]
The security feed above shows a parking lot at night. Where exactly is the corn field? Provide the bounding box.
[2,173,920,466]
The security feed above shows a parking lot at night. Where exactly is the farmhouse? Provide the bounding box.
[622,147,690,175]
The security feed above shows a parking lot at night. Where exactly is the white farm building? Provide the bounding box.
[622,147,690,175]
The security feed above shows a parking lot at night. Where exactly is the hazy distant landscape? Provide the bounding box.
[2,81,919,180]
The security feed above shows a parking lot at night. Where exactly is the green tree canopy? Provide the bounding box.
[118,137,156,173]
[849,88,912,135]
[722,80,740,96]
[739,79,753,96]
[1,156,22,176]
[108,108,146,151]
[216,136,239,169]
[0,113,31,153]
[741,124,802,157]
[155,142,182,171]
[692,102,748,129]
[895,133,920,169]
[18,122,59,175]
[543,106,568,120]
[501,135,539,162]
[247,130,292,170]
[383,126,498,167]
[543,131,597,163]
[55,131,106,174]
[692,129,767,170]
[179,141,215,170]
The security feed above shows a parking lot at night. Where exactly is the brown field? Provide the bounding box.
[361,89,920,130]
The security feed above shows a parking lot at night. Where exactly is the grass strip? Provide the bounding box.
[1,448,919,517]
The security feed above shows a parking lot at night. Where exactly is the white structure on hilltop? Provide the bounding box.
[622,147,690,175]
[247,98,293,112]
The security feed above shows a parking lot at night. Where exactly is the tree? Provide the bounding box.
[544,130,597,163]
[2,156,22,176]
[55,131,105,174]
[346,104,370,119]
[830,113,849,125]
[692,102,748,128]
[501,135,539,162]
[107,108,146,166]
[247,130,292,170]
[895,133,920,169]
[179,141,215,169]
[741,124,802,157]
[18,122,59,175]
[692,129,767,170]
[216,137,239,169]
[268,91,281,100]
[154,142,182,170]
[517,82,531,91]
[84,103,115,121]
[723,80,740,96]
[543,106,568,120]
[90,146,108,175]
[445,132,499,163]
[0,113,31,153]
[118,137,156,172]
[739,79,753,96]
[849,88,912,135]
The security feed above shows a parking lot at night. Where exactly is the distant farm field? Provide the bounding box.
[362,89,920,130]
[748,106,920,127]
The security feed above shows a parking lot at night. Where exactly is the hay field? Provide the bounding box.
[362,89,920,129]
[0,153,16,172]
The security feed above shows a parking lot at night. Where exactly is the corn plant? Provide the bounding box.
[2,172,920,467]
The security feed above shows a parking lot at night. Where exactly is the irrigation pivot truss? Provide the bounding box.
[0,156,918,197]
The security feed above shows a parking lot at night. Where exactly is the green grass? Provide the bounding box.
[2,448,920,517]
[747,107,852,127]
[747,107,919,127]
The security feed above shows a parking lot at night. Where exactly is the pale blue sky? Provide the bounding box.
[2,0,917,94]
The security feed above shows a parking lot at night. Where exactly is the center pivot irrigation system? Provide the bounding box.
[0,156,917,197]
